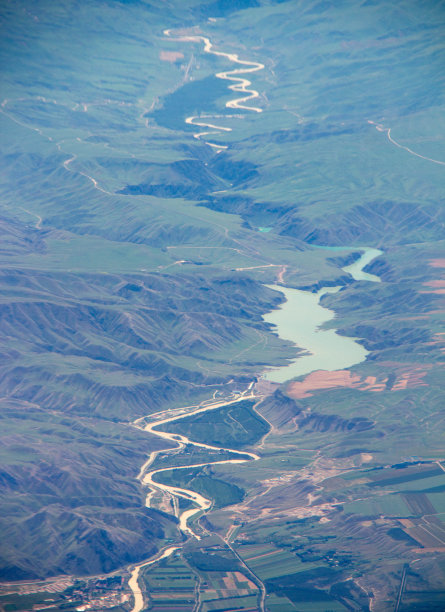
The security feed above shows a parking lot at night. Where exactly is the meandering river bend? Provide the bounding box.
[128,386,259,612]
[164,28,264,149]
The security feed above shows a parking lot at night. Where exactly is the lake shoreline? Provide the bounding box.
[263,247,383,383]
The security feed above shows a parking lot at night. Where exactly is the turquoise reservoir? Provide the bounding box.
[263,248,382,383]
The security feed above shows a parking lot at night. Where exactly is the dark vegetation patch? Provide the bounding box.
[118,155,257,199]
[265,567,343,602]
[403,493,437,515]
[333,447,377,459]
[367,465,442,487]
[280,587,339,604]
[185,551,241,572]
[256,121,361,145]
[387,527,419,546]
[154,466,245,509]
[117,158,225,198]
[330,580,370,611]
[201,194,294,228]
[399,592,445,611]
[327,251,362,267]
[413,484,445,493]
[258,390,374,433]
[193,0,259,19]
[343,324,430,353]
[156,399,269,448]
[150,445,249,471]
[151,76,237,132]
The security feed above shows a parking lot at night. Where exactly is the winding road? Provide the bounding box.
[368,120,445,167]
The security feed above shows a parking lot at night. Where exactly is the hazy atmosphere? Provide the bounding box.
[0,1,444,610]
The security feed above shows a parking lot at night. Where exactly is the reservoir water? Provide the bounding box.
[263,248,382,383]
[343,247,382,282]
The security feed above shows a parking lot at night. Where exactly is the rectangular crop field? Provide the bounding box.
[236,545,321,581]
[202,594,258,611]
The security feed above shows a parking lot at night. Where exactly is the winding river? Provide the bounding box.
[128,386,260,612]
[164,29,264,149]
[138,389,259,538]
[126,31,383,612]
[127,32,269,612]
[128,247,383,610]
